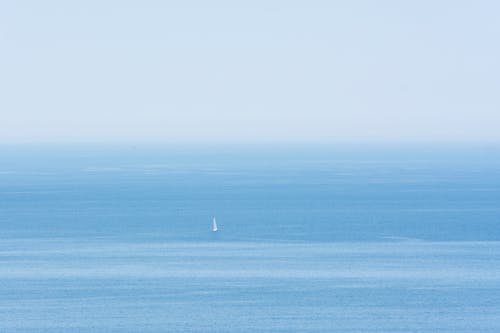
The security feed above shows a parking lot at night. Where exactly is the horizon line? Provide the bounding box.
[1,140,500,147]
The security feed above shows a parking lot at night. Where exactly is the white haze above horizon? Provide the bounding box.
[1,1,499,144]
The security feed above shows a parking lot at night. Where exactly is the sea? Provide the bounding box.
[0,144,499,332]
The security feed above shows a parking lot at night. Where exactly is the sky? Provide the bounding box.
[0,0,499,144]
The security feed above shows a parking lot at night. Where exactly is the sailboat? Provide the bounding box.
[212,217,218,232]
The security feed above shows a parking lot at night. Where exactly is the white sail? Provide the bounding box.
[212,217,218,232]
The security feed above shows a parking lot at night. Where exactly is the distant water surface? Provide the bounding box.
[0,144,499,332]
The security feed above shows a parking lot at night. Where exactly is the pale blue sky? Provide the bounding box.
[1,1,499,143]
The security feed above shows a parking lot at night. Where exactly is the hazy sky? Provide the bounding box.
[1,1,499,143]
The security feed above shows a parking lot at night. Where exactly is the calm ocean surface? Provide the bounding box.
[1,145,499,332]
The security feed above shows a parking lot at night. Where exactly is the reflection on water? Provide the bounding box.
[1,239,500,332]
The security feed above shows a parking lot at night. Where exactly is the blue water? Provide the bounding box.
[1,145,499,332]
